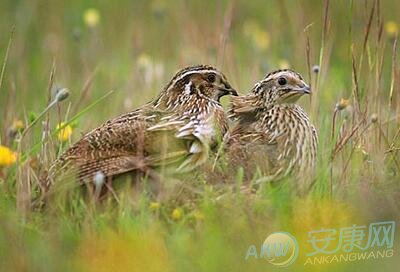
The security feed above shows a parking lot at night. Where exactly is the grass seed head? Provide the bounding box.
[55,88,70,102]
[336,98,350,111]
[312,65,320,73]
[370,113,378,123]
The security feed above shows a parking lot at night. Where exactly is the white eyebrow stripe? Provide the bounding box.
[261,71,302,84]
[166,69,219,92]
[264,70,303,81]
[184,81,193,95]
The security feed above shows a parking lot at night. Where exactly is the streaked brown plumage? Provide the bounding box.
[226,69,317,187]
[48,65,237,187]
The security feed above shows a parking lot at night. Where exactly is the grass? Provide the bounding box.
[0,0,400,271]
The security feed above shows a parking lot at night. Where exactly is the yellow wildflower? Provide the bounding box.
[0,145,17,167]
[83,8,100,28]
[385,21,398,37]
[243,20,270,51]
[193,210,204,221]
[56,122,73,142]
[278,59,290,69]
[336,98,350,111]
[253,30,270,51]
[171,208,183,220]
[149,202,160,211]
[7,119,24,139]
[136,53,152,69]
[12,120,24,130]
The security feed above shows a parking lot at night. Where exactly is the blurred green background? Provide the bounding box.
[0,0,398,123]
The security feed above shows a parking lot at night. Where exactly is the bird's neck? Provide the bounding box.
[154,90,227,145]
[260,104,312,130]
[154,90,222,113]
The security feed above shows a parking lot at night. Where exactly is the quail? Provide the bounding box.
[226,69,317,188]
[48,65,237,188]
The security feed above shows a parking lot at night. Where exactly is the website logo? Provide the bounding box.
[304,220,395,265]
[245,232,299,267]
[244,220,396,267]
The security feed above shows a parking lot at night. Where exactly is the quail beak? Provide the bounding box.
[296,84,311,95]
[219,85,238,96]
[279,84,311,104]
[215,86,237,102]
[228,87,238,96]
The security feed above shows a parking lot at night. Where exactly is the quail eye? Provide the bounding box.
[207,74,216,83]
[278,77,287,86]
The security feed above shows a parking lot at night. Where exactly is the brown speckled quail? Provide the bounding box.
[226,69,317,189]
[48,65,237,189]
